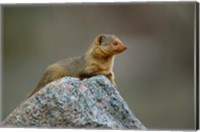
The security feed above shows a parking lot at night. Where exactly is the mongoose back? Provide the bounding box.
[27,34,127,98]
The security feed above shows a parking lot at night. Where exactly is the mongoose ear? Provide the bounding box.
[96,34,105,45]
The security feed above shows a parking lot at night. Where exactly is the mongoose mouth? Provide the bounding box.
[122,45,128,51]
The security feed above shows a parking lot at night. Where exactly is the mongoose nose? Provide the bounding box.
[123,45,127,50]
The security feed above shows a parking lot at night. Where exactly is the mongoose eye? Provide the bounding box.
[113,42,118,46]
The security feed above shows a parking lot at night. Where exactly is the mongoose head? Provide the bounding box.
[94,34,127,57]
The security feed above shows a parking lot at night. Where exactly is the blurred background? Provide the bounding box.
[1,3,195,130]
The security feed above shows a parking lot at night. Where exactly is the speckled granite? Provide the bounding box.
[1,75,146,129]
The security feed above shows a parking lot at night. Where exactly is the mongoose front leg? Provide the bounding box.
[105,72,117,88]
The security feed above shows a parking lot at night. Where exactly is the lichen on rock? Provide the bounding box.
[1,75,146,129]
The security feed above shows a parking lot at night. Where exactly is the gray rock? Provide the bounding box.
[1,75,146,129]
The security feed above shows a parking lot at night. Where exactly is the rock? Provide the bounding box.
[1,75,146,129]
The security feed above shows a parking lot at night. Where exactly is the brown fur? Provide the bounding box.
[27,34,127,98]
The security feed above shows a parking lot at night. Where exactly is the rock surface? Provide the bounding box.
[1,75,146,129]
